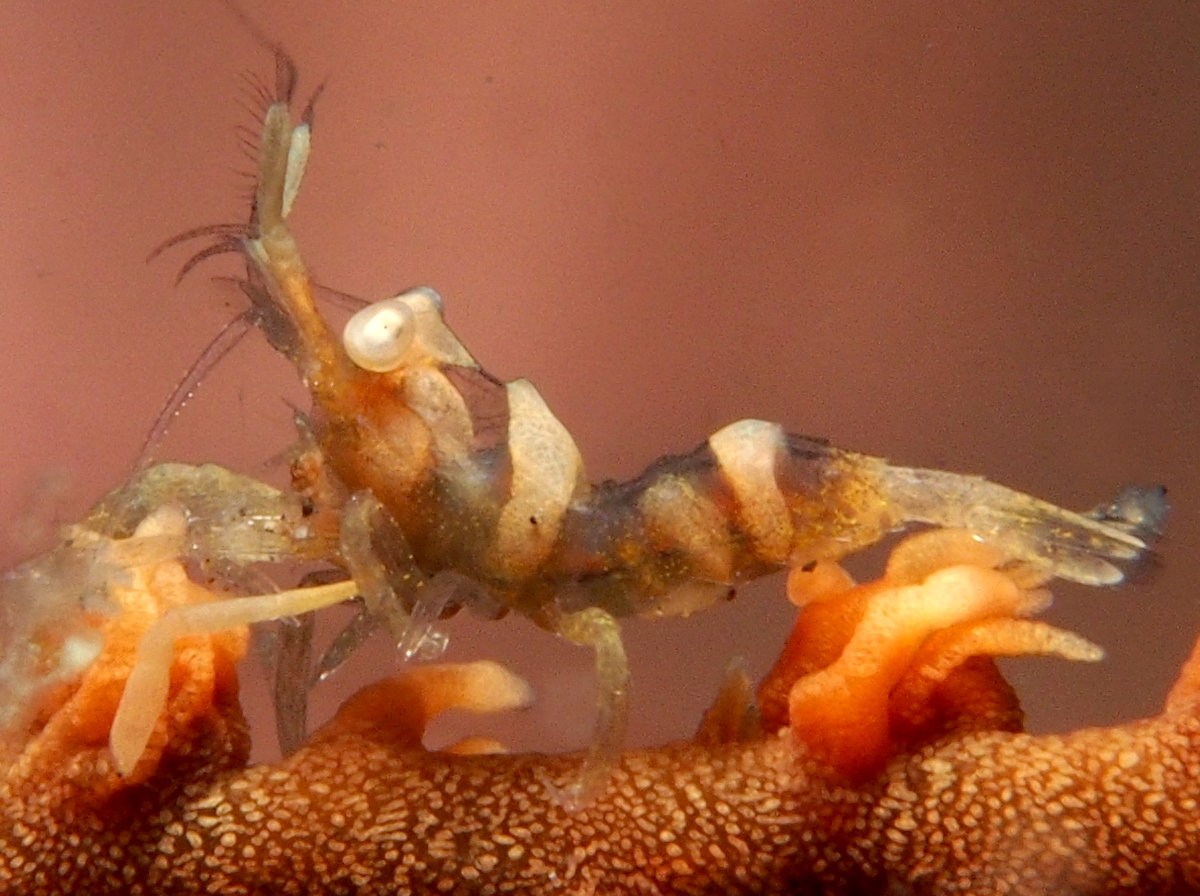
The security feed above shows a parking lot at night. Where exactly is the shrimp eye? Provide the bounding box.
[343,298,416,372]
[395,285,444,315]
[412,286,444,313]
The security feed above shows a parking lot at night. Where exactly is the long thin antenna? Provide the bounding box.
[134,310,255,471]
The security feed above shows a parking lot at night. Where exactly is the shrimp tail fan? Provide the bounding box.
[879,466,1167,586]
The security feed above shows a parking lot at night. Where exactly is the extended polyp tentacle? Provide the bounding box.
[888,617,1103,739]
[309,661,533,750]
[905,617,1104,691]
[109,576,358,776]
[784,564,1046,781]
[880,528,1013,586]
[764,529,1122,784]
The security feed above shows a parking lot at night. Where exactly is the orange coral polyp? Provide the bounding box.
[768,533,1100,781]
[309,661,534,751]
[786,565,1033,777]
[4,528,1200,895]
[5,513,249,798]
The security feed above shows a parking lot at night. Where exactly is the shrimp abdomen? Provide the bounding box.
[541,419,1159,621]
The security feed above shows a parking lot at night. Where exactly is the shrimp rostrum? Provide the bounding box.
[137,59,1165,798]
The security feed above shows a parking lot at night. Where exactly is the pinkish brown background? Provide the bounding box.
[0,1,1196,759]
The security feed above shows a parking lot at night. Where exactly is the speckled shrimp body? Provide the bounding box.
[146,55,1165,795]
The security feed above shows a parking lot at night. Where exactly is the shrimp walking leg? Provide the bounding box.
[334,490,451,664]
[550,606,630,808]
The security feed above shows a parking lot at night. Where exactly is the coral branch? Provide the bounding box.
[2,526,1198,895]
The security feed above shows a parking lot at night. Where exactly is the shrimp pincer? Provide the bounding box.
[142,56,1166,799]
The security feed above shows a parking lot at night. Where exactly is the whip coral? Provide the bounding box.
[0,501,1195,895]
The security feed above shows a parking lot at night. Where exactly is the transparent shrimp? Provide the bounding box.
[143,53,1166,801]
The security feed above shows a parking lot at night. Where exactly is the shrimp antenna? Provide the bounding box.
[134,309,255,472]
[313,280,370,313]
[138,10,322,471]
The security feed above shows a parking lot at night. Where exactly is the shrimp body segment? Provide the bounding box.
[175,83,1163,796]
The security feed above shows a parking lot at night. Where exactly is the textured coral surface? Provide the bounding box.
[3,531,1198,895]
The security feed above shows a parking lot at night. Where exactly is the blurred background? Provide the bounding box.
[0,0,1196,760]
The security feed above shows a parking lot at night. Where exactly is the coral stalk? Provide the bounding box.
[2,526,1197,895]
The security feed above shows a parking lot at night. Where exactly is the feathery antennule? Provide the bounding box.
[146,223,251,264]
[147,224,253,289]
[173,238,247,284]
[231,67,292,188]
[233,117,264,163]
[217,0,298,107]
[272,47,299,107]
[231,132,269,206]
[233,122,261,157]
[237,67,277,116]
